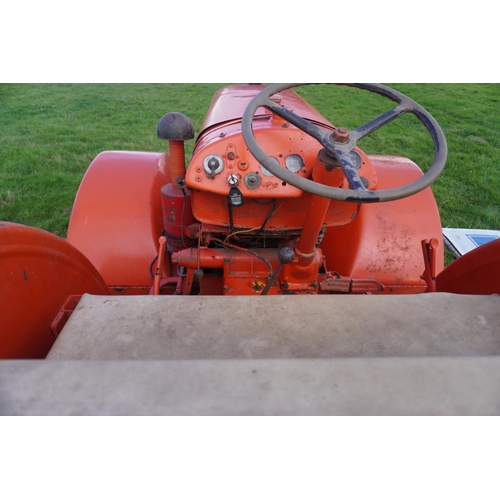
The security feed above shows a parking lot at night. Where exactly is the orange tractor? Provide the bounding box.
[1,84,499,415]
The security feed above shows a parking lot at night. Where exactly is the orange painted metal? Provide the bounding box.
[280,249,324,293]
[187,85,328,203]
[189,191,359,232]
[186,85,371,230]
[169,141,187,185]
[421,238,439,292]
[160,183,197,254]
[294,152,346,265]
[186,123,366,231]
[67,151,170,290]
[436,239,500,294]
[172,247,280,295]
[50,295,82,338]
[181,85,444,295]
[319,156,444,293]
[153,236,167,295]
[0,223,108,359]
[198,85,331,137]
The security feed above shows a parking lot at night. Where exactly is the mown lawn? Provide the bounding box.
[1,83,499,237]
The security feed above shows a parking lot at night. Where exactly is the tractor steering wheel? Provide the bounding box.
[242,83,447,203]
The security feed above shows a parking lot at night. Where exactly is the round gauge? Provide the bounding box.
[349,151,362,170]
[260,157,279,177]
[285,154,304,173]
[260,166,274,177]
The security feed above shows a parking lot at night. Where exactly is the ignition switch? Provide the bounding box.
[227,174,239,187]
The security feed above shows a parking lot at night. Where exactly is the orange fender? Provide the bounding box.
[0,222,108,359]
[436,239,500,294]
[67,151,170,290]
[320,156,444,293]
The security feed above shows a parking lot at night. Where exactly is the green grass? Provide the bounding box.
[0,84,222,235]
[1,83,499,238]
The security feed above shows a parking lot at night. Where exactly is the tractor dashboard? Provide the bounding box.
[185,86,377,229]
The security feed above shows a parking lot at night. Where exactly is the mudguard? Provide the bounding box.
[0,222,109,359]
[436,239,500,294]
[67,151,170,290]
[320,156,444,293]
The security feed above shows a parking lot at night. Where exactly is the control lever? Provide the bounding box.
[260,247,296,295]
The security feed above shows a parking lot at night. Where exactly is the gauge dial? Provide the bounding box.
[285,154,304,173]
[349,151,362,170]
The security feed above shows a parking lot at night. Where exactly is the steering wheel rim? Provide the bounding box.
[242,83,447,203]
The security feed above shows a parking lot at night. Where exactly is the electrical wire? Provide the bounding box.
[225,198,287,247]
[224,225,262,244]
[259,199,285,232]
[149,255,158,280]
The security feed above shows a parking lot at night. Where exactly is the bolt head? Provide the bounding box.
[332,127,350,144]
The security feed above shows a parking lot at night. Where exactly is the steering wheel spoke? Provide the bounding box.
[350,104,409,143]
[264,99,330,146]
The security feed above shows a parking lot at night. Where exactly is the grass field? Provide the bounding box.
[1,83,499,238]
